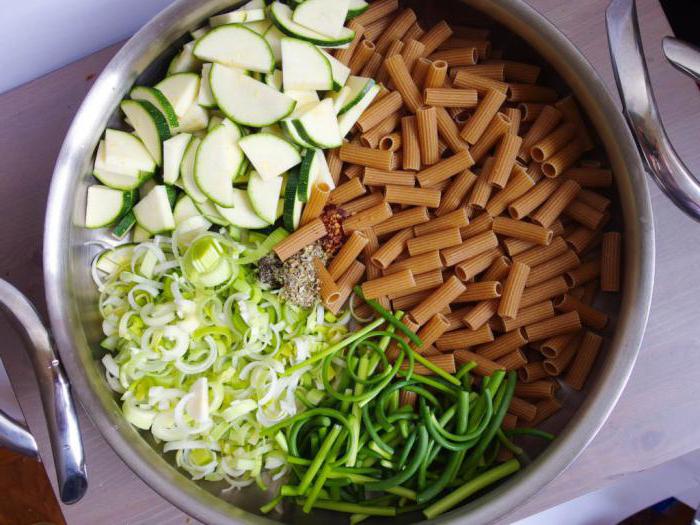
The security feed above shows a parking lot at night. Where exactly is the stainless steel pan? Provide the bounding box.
[1,0,698,522]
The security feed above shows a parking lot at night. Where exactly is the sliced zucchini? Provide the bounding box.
[173,194,202,224]
[245,19,273,35]
[163,133,192,184]
[101,129,156,175]
[338,83,380,138]
[85,185,130,228]
[194,24,275,74]
[320,49,351,91]
[269,2,355,47]
[133,185,176,234]
[290,99,342,149]
[180,137,207,203]
[297,150,315,202]
[120,100,170,166]
[95,243,136,273]
[281,37,333,91]
[337,76,375,115]
[215,189,271,228]
[247,171,284,223]
[263,24,284,64]
[209,64,296,127]
[208,114,225,132]
[194,120,244,207]
[292,0,350,39]
[175,103,210,133]
[210,8,266,27]
[282,169,303,230]
[94,139,144,190]
[190,27,209,41]
[347,0,369,19]
[240,0,265,8]
[193,198,229,226]
[155,73,200,118]
[239,132,302,180]
[130,86,179,128]
[198,64,217,108]
[312,148,335,189]
[133,225,152,242]
[167,42,202,75]
[265,69,283,91]
[329,86,352,114]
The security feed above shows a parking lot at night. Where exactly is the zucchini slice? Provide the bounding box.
[194,24,275,74]
[163,133,192,184]
[209,64,296,127]
[155,73,200,118]
[130,86,179,128]
[269,2,355,47]
[215,189,271,229]
[194,120,244,207]
[133,185,176,234]
[320,49,351,91]
[120,100,170,166]
[180,137,207,203]
[239,132,302,180]
[209,8,266,27]
[197,64,217,109]
[292,0,350,40]
[247,171,284,223]
[85,185,130,228]
[338,84,380,138]
[281,37,333,91]
[290,99,342,149]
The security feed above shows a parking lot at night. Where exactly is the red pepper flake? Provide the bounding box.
[320,205,347,256]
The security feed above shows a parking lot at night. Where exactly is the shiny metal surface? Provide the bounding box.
[40,0,654,523]
[607,0,700,221]
[663,37,700,82]
[0,409,38,459]
[0,279,87,504]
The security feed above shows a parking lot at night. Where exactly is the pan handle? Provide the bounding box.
[0,279,87,504]
[606,0,700,221]
[0,409,39,458]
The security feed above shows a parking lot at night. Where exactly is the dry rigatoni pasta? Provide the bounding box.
[299,182,331,226]
[496,349,528,371]
[526,249,580,287]
[564,167,613,188]
[342,193,385,216]
[460,88,507,144]
[411,313,451,353]
[493,217,553,245]
[343,201,393,234]
[401,38,426,72]
[454,281,503,302]
[564,259,601,288]
[441,230,499,267]
[556,94,594,151]
[500,300,555,332]
[530,122,577,162]
[601,232,621,292]
[400,115,421,170]
[370,228,414,269]
[357,92,403,133]
[327,260,366,315]
[482,255,512,281]
[507,84,558,103]
[469,112,512,163]
[518,362,548,383]
[327,230,369,281]
[423,60,449,89]
[383,250,443,275]
[565,200,606,230]
[452,63,505,80]
[460,213,494,239]
[554,294,608,330]
[416,150,474,187]
[454,247,502,281]
[385,185,442,208]
[374,8,416,54]
[373,206,430,236]
[542,138,586,177]
[349,39,377,75]
[508,178,560,219]
[410,275,466,325]
[340,143,394,171]
[520,275,569,308]
[434,106,469,153]
[565,330,603,390]
[519,105,562,161]
[388,269,444,299]
[430,48,478,66]
[531,179,581,228]
[273,218,327,261]
[361,52,384,77]
[424,88,478,108]
[312,258,342,306]
[485,164,535,216]
[513,236,568,267]
[419,20,453,57]
[454,349,504,376]
[361,113,402,148]
[361,269,415,299]
[508,397,537,422]
[498,261,531,319]
[406,227,462,256]
[436,172,478,216]
[462,299,499,330]
[415,207,470,235]
[384,53,423,112]
[329,177,366,205]
[326,148,343,185]
[435,324,494,350]
[416,106,440,165]
[354,0,399,26]
[514,379,556,400]
[524,311,581,342]
[379,132,402,152]
[453,70,508,96]
[335,20,366,65]
[488,133,522,188]
[476,328,528,361]
[404,21,425,42]
[363,168,415,187]
[518,102,546,123]
[412,57,432,88]
[364,14,395,42]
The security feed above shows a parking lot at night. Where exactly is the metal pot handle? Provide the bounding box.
[606,0,700,221]
[0,279,87,504]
